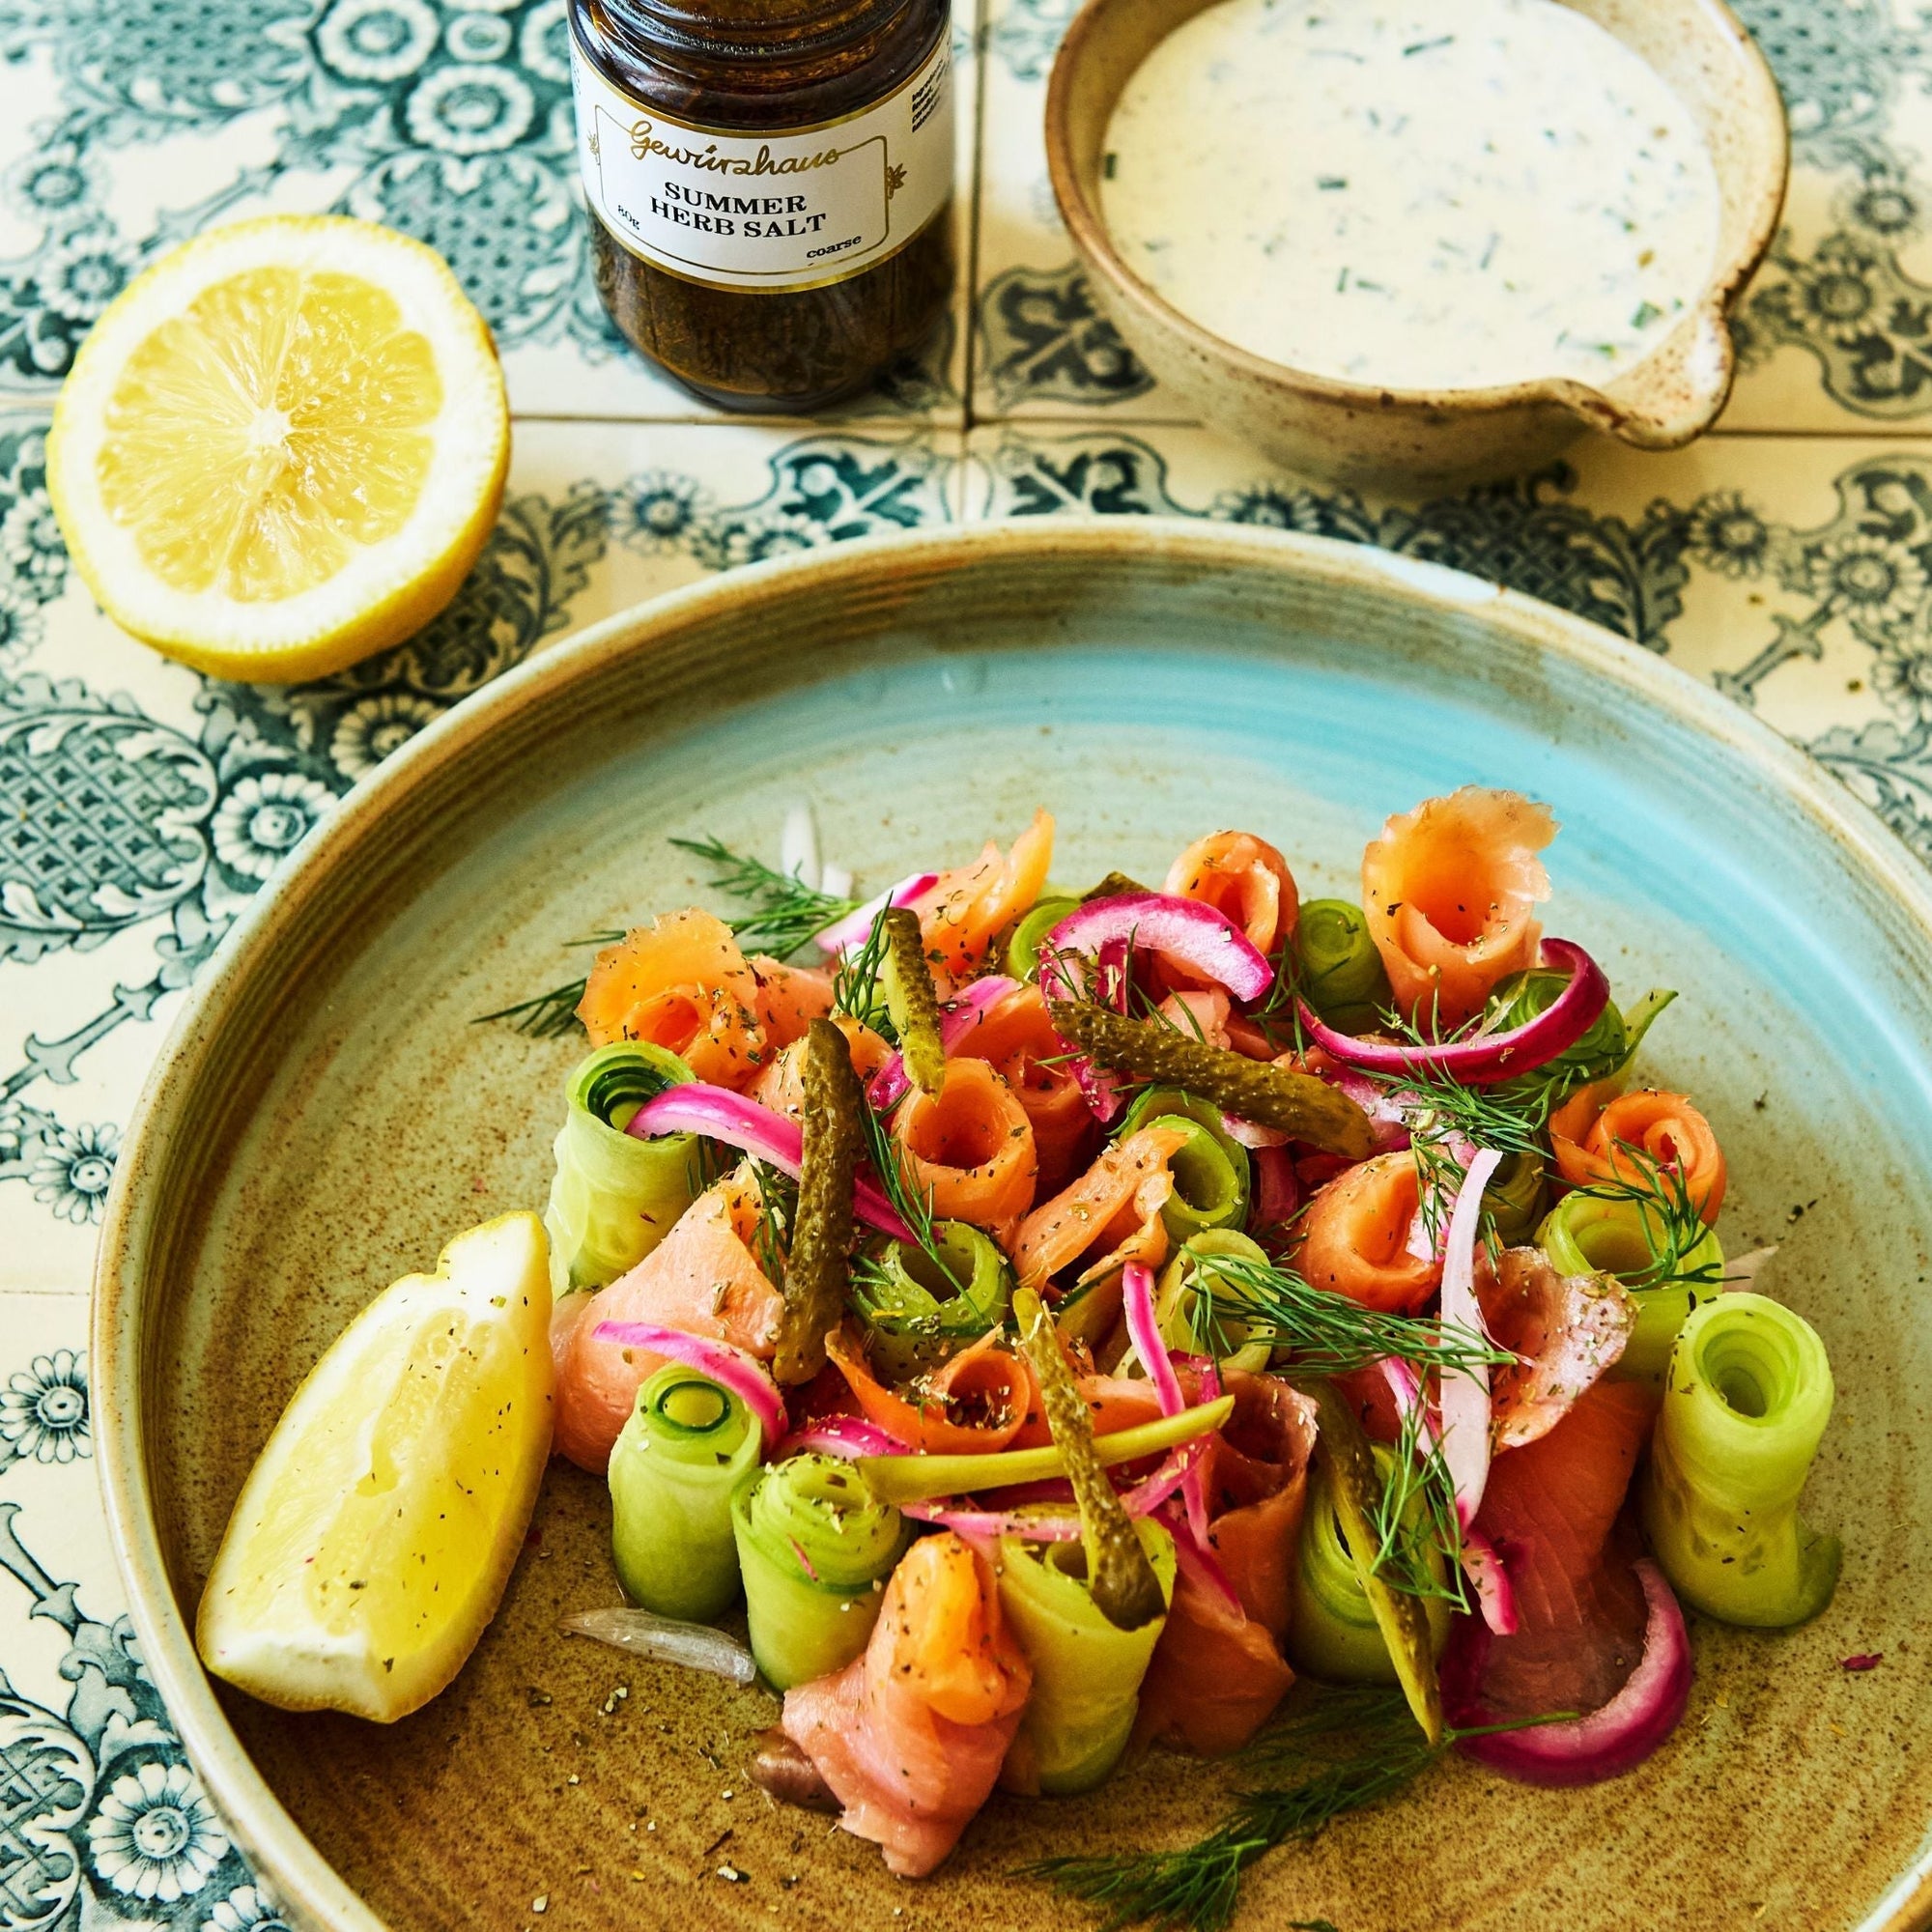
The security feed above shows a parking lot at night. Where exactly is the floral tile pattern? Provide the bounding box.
[6,0,1932,1924]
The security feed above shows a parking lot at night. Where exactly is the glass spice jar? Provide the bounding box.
[568,0,955,412]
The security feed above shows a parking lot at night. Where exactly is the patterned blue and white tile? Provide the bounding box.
[0,1288,279,1932]
[959,417,1932,859]
[0,0,981,428]
[967,0,1932,435]
[0,413,963,1292]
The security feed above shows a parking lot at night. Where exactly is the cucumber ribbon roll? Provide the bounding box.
[997,1521,1179,1794]
[544,1041,702,1299]
[1117,1087,1251,1242]
[1288,1447,1450,1684]
[1538,1188,1723,1385]
[1000,1285,1175,1793]
[608,1364,761,1622]
[1153,1229,1273,1372]
[1294,897,1394,1034]
[1641,1293,1839,1628]
[733,1451,909,1690]
[851,1221,1010,1381]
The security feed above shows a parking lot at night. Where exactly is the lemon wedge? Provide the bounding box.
[196,1212,553,1722]
[48,213,509,683]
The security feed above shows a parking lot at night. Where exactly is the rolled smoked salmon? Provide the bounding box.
[1164,830,1299,959]
[950,982,1094,1193]
[553,1168,783,1472]
[578,909,767,1090]
[911,809,1056,985]
[1010,1126,1188,1293]
[825,1325,1033,1456]
[1360,787,1555,1027]
[1135,1370,1317,1754]
[782,1531,1033,1877]
[1552,1088,1728,1224]
[891,1056,1038,1235]
[1293,1151,1442,1315]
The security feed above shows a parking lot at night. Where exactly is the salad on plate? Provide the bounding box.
[198,787,1840,1926]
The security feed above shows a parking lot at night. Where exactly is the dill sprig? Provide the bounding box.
[669,834,858,959]
[1182,1251,1513,1380]
[472,929,625,1038]
[1027,1690,1577,1932]
[1023,1690,1435,1932]
[832,905,898,1038]
[1369,1381,1470,1611]
[852,1086,963,1292]
[1570,1139,1724,1291]
[746,1159,798,1285]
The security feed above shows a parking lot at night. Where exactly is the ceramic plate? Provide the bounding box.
[96,523,1932,1932]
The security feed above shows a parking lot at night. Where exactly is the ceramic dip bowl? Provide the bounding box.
[1046,0,1789,488]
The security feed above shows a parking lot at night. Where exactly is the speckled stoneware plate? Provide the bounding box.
[97,523,1932,1932]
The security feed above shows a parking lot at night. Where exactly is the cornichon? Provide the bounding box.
[774,1018,863,1384]
[1012,1286,1166,1631]
[1048,1000,1375,1157]
[880,904,947,1094]
[857,1393,1236,1504]
[1082,870,1151,901]
[1305,1379,1444,1744]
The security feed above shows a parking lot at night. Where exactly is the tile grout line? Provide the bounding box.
[960,0,991,443]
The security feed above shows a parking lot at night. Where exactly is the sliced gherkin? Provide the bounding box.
[1304,1379,1443,1744]
[880,905,947,1094]
[1013,1285,1167,1631]
[1048,999,1374,1156]
[774,1019,864,1385]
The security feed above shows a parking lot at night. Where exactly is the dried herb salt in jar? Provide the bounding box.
[568,0,955,412]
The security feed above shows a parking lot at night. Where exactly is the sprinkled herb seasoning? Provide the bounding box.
[568,0,955,410]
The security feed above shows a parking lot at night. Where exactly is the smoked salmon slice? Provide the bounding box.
[553,1168,783,1472]
[951,983,1094,1194]
[1135,1370,1316,1755]
[752,1015,892,1122]
[1551,1089,1728,1224]
[1360,787,1555,1028]
[749,955,835,1050]
[1292,1151,1441,1315]
[890,1057,1039,1235]
[1479,1247,1635,1451]
[1164,830,1299,960]
[782,1531,1033,1877]
[911,810,1055,984]
[1465,1378,1656,1719]
[825,1325,1033,1456]
[1010,1126,1187,1293]
[577,909,767,1090]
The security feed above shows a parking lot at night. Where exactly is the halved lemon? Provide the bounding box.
[48,214,509,683]
[196,1212,553,1722]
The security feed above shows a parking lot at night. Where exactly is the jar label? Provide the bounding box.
[569,26,953,293]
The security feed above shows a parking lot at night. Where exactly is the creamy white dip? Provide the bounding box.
[1099,0,1722,390]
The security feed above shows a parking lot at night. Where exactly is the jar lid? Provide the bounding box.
[616,0,904,61]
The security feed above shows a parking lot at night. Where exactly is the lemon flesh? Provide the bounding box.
[48,214,508,683]
[196,1212,553,1722]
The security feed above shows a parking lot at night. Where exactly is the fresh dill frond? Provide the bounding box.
[1570,1140,1724,1291]
[1369,1382,1470,1612]
[852,1088,963,1291]
[832,905,898,1039]
[473,931,628,1038]
[669,834,858,959]
[1024,1690,1438,1932]
[746,1159,798,1284]
[1182,1251,1513,1380]
[1028,1687,1577,1932]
